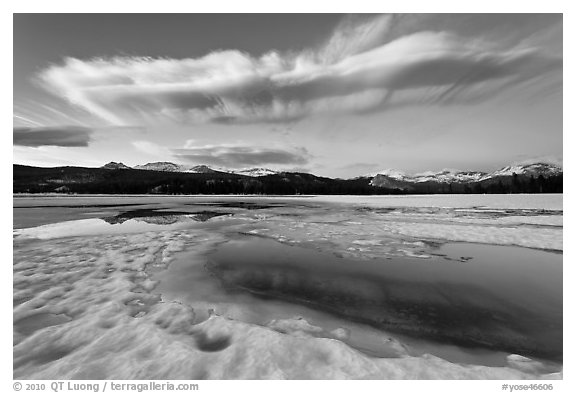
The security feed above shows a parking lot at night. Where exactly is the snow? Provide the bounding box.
[383,222,562,251]
[101,162,131,170]
[13,194,563,379]
[412,170,488,183]
[372,163,561,184]
[492,163,562,178]
[13,227,561,379]
[373,169,488,183]
[126,162,279,176]
[234,168,277,177]
[251,195,562,252]
[307,194,563,211]
[134,162,186,172]
[371,169,407,180]
[186,165,220,174]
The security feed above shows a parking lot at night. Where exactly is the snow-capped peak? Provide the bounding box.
[185,165,218,174]
[369,162,561,185]
[372,168,487,183]
[372,169,407,180]
[491,163,562,178]
[127,162,276,175]
[411,169,488,183]
[134,162,188,172]
[234,168,278,177]
[101,162,131,170]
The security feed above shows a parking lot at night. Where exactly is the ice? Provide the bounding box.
[305,194,563,211]
[383,221,562,251]
[13,195,563,379]
[14,193,561,210]
[231,195,562,253]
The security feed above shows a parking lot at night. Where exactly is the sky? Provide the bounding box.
[13,13,563,177]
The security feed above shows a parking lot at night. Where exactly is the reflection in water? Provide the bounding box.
[186,201,289,210]
[13,196,564,379]
[14,210,232,240]
[102,209,231,225]
[202,238,562,363]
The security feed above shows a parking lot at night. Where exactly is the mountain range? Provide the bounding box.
[368,162,562,191]
[102,161,562,181]
[105,161,279,177]
[13,161,562,195]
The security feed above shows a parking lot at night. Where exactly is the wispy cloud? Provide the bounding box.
[13,126,94,147]
[37,14,562,126]
[132,140,173,157]
[13,114,44,127]
[13,100,102,129]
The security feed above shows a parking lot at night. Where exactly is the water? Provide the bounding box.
[13,195,563,374]
[155,236,562,365]
[13,210,235,239]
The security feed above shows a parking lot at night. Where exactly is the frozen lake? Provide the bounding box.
[13,194,563,379]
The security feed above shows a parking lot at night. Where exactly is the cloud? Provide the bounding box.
[132,140,172,157]
[37,15,562,125]
[172,143,310,168]
[315,14,395,63]
[13,114,44,127]
[13,126,93,147]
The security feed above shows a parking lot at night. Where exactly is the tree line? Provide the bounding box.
[13,165,563,195]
